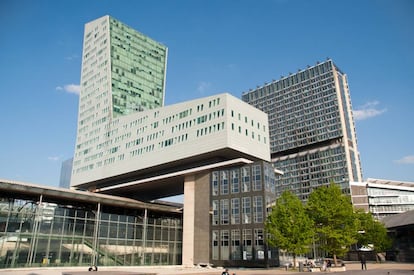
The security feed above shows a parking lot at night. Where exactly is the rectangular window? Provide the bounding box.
[242,229,252,260]
[220,171,229,195]
[252,164,262,191]
[231,169,239,193]
[253,196,263,223]
[231,198,240,224]
[242,197,251,224]
[254,229,265,259]
[212,230,219,260]
[241,167,250,192]
[212,200,219,225]
[231,229,241,260]
[212,171,219,196]
[220,199,229,225]
[221,230,230,260]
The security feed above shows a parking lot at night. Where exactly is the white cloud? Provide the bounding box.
[65,54,78,61]
[56,84,81,95]
[48,156,61,162]
[395,155,414,164]
[196,81,212,94]
[353,101,387,121]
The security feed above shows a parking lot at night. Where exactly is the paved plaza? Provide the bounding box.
[0,262,413,275]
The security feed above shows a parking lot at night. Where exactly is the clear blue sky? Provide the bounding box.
[0,0,413,187]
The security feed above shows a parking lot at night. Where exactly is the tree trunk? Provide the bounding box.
[293,253,297,269]
[333,254,338,266]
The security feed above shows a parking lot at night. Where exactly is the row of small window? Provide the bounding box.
[248,89,336,113]
[251,83,336,113]
[79,133,190,168]
[242,61,333,101]
[211,167,263,196]
[368,189,414,196]
[230,110,266,132]
[110,21,165,52]
[369,196,414,204]
[196,123,225,137]
[212,228,264,248]
[111,37,166,63]
[211,228,274,261]
[159,134,189,148]
[276,157,346,171]
[212,196,264,225]
[274,146,344,163]
[277,172,346,185]
[370,205,414,213]
[231,124,266,143]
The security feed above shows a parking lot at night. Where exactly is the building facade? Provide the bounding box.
[71,16,270,194]
[242,60,363,200]
[71,93,270,193]
[209,161,280,267]
[351,178,414,219]
[71,14,167,188]
[69,15,274,268]
[59,158,73,188]
[0,180,182,269]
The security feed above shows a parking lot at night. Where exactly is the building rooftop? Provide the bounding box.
[382,209,414,228]
[0,178,182,214]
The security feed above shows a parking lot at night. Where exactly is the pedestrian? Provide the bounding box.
[221,268,230,275]
[360,254,367,270]
[327,259,332,268]
[322,260,327,271]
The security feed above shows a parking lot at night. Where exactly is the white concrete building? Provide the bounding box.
[69,15,274,267]
[72,92,271,193]
[351,178,414,219]
[71,16,270,195]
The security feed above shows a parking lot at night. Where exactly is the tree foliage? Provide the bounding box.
[306,183,358,265]
[266,191,314,268]
[355,210,391,252]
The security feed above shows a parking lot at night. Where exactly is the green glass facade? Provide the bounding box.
[0,194,182,268]
[109,16,167,116]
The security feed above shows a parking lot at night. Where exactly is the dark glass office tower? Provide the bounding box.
[242,60,363,200]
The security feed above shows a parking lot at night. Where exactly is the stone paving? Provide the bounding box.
[0,262,413,275]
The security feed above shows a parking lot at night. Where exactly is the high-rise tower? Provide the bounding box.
[242,60,363,200]
[71,15,167,188]
[71,16,271,198]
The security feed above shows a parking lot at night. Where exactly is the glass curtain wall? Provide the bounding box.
[0,197,182,268]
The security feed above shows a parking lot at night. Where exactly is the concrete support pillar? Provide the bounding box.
[182,175,196,266]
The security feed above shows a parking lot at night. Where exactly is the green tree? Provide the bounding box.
[266,191,314,269]
[306,183,358,266]
[355,210,391,258]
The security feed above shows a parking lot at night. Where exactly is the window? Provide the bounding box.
[254,228,264,247]
[242,229,252,260]
[241,167,250,192]
[242,197,251,224]
[221,230,229,246]
[253,196,263,223]
[252,165,262,191]
[231,198,240,224]
[231,169,239,193]
[212,172,219,196]
[220,199,229,225]
[220,171,229,195]
[212,230,219,260]
[221,230,230,260]
[212,200,219,225]
[231,230,241,260]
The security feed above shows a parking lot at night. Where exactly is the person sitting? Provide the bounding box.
[221,268,230,275]
[327,260,332,267]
